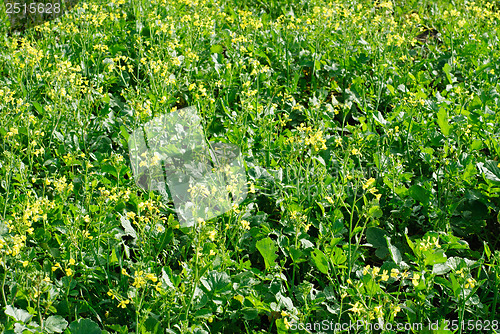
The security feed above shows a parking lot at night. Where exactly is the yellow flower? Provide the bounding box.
[107,290,116,299]
[133,271,146,288]
[52,262,61,272]
[363,178,376,189]
[241,220,250,230]
[350,302,363,315]
[208,230,217,241]
[412,273,420,286]
[69,258,76,266]
[374,305,383,317]
[393,304,401,316]
[390,268,399,278]
[118,299,130,308]
[121,268,129,276]
[283,317,291,330]
[21,260,29,267]
[380,270,389,281]
[145,273,158,282]
[351,148,360,155]
[65,268,73,277]
[465,278,476,289]
[363,265,371,275]
[372,267,380,276]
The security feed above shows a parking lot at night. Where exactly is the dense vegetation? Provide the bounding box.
[1,0,500,332]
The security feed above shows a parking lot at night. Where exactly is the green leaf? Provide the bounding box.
[477,161,500,184]
[120,215,137,239]
[276,318,289,334]
[330,247,347,265]
[436,107,450,136]
[33,101,44,114]
[256,237,278,271]
[442,63,452,84]
[289,247,306,264]
[386,84,395,95]
[45,315,68,333]
[462,162,477,182]
[386,236,402,265]
[368,205,383,218]
[449,273,462,299]
[68,319,101,334]
[366,227,388,249]
[210,44,224,54]
[409,184,431,206]
[484,241,491,260]
[311,248,330,274]
[241,307,259,320]
[120,125,130,142]
[432,263,451,275]
[200,270,231,295]
[109,248,119,265]
[5,305,32,323]
[424,249,447,266]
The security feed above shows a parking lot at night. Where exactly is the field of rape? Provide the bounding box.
[1,0,500,332]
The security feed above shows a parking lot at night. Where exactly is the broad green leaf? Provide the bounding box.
[386,236,402,265]
[409,184,431,206]
[5,305,32,323]
[477,161,500,184]
[366,227,387,249]
[462,162,476,182]
[256,237,278,271]
[33,101,43,113]
[449,273,462,299]
[436,107,450,136]
[109,248,119,265]
[424,249,447,266]
[432,263,451,275]
[45,315,68,333]
[330,247,346,265]
[289,247,306,264]
[406,234,415,252]
[368,205,383,218]
[311,249,329,274]
[210,44,224,54]
[200,270,231,295]
[120,215,137,239]
[241,308,259,320]
[276,318,289,334]
[442,63,452,84]
[68,319,101,334]
[386,84,395,95]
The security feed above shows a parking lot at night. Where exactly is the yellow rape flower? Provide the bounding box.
[118,299,130,308]
[379,270,389,281]
[412,273,420,286]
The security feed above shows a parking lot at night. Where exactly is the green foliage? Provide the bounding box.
[0,0,500,333]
